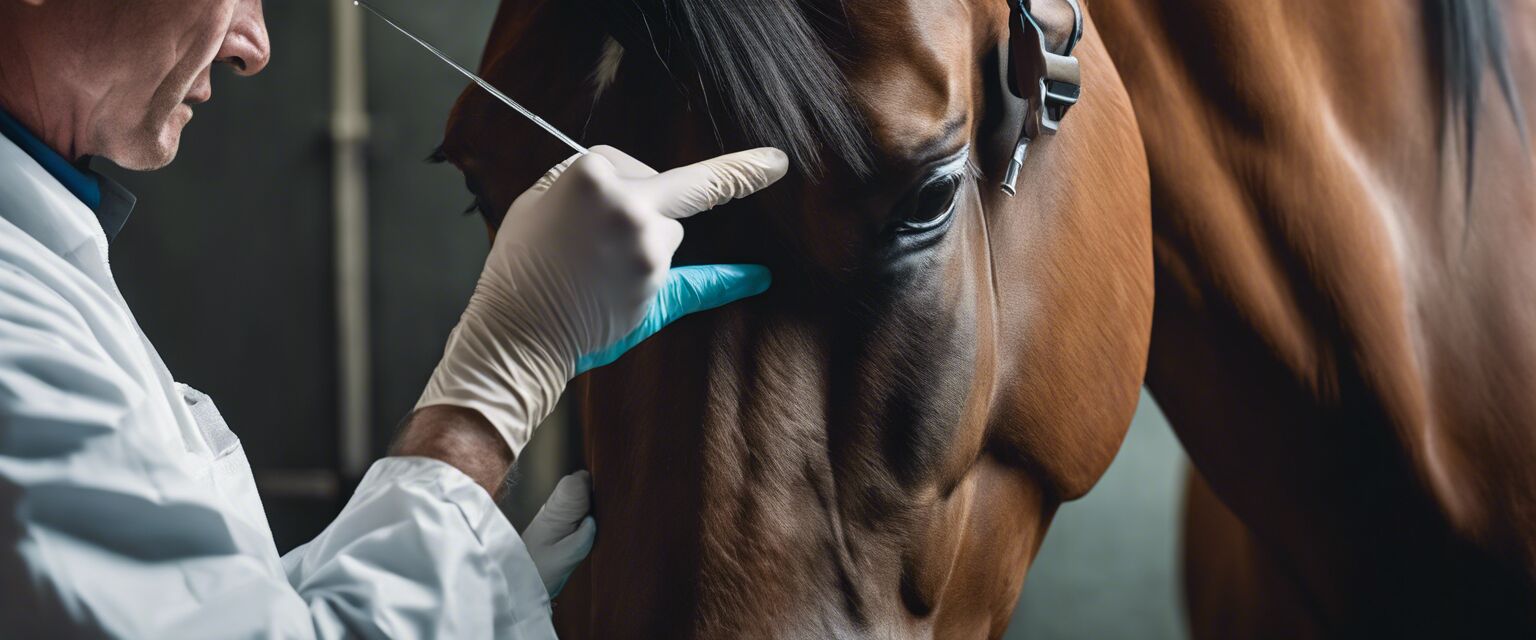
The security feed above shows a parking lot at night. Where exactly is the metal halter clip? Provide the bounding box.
[1001,0,1083,196]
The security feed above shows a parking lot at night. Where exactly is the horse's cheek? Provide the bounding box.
[977,31,1153,501]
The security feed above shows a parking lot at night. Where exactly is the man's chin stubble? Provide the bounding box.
[103,116,184,171]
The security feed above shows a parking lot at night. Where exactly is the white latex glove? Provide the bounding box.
[522,471,597,597]
[417,145,788,456]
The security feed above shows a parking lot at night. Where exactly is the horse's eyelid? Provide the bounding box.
[963,157,981,184]
[931,146,971,176]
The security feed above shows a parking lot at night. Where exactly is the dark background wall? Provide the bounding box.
[97,1,1185,636]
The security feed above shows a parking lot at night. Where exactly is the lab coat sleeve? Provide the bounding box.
[282,456,558,639]
[0,264,555,639]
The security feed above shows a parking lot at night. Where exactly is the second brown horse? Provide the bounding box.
[1093,0,1536,636]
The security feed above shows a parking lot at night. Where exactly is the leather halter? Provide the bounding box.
[1001,0,1083,195]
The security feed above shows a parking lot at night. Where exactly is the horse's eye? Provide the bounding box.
[899,173,962,232]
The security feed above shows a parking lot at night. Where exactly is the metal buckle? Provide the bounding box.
[1001,0,1083,195]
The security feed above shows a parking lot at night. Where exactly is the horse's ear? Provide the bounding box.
[482,0,569,58]
[444,0,606,228]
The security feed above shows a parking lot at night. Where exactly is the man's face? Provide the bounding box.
[85,0,269,170]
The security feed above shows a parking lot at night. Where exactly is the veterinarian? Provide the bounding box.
[0,1,786,636]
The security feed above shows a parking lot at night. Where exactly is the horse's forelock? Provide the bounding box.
[589,0,874,179]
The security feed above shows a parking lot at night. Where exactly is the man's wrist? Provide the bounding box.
[416,304,573,458]
[391,405,515,498]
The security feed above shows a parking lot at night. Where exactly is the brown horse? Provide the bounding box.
[440,0,1151,637]
[441,0,1536,637]
[1090,0,1536,636]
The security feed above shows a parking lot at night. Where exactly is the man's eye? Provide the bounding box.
[899,174,962,232]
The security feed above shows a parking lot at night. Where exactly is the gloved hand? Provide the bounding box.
[522,470,597,597]
[417,146,787,457]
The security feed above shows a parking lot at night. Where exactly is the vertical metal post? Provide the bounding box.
[331,0,372,479]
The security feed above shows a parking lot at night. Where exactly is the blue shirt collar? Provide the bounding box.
[0,107,135,242]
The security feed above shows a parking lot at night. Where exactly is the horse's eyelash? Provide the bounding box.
[964,157,981,185]
[951,146,980,189]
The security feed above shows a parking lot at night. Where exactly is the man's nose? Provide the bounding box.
[217,1,271,76]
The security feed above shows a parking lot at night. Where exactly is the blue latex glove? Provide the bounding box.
[576,264,770,373]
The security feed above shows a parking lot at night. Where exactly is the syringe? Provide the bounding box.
[353,0,590,156]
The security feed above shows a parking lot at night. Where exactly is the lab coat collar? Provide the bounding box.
[94,170,137,243]
[0,107,135,242]
[0,132,112,263]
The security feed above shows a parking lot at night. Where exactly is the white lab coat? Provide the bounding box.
[0,134,557,638]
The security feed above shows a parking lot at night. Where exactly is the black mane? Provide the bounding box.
[593,0,873,178]
[1430,0,1527,203]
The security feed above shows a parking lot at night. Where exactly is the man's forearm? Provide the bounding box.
[391,406,515,498]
